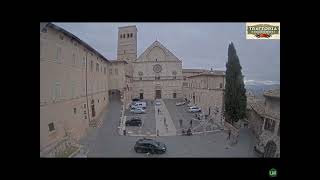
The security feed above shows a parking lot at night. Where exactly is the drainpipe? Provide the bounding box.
[85,51,91,123]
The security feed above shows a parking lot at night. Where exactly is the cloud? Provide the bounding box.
[53,22,280,82]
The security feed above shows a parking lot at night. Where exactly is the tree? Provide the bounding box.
[224,42,247,125]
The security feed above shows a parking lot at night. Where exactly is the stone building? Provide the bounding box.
[132,40,183,100]
[183,70,225,121]
[246,98,265,138]
[254,88,280,157]
[40,23,110,156]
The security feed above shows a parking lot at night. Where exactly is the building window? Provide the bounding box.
[41,28,47,33]
[104,67,106,75]
[82,57,85,68]
[59,35,64,40]
[98,99,99,103]
[109,68,112,75]
[220,83,223,89]
[56,47,61,62]
[277,123,280,137]
[173,76,176,80]
[104,97,105,101]
[73,108,76,114]
[264,118,276,133]
[155,76,160,80]
[96,63,99,72]
[48,122,55,132]
[139,77,142,80]
[127,33,129,38]
[84,104,86,108]
[115,68,118,75]
[120,34,122,38]
[183,76,186,80]
[54,82,61,99]
[72,54,76,65]
[90,60,93,72]
[71,81,75,98]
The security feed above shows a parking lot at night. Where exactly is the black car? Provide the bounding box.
[134,138,166,154]
[125,117,142,126]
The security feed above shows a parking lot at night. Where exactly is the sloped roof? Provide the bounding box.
[182,69,210,73]
[109,60,128,64]
[247,98,265,115]
[188,70,225,78]
[44,23,110,63]
[264,88,280,98]
[136,40,181,62]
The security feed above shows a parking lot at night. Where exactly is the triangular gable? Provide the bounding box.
[136,40,181,62]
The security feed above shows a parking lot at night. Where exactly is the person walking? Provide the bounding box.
[164,117,166,125]
[227,129,231,140]
[190,120,193,128]
[158,108,160,115]
[179,119,183,128]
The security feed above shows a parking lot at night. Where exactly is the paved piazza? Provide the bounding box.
[78,94,257,157]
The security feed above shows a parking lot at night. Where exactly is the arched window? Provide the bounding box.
[130,33,133,37]
[120,34,122,38]
[127,33,129,38]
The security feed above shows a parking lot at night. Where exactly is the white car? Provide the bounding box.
[188,106,201,113]
[176,101,186,106]
[155,100,161,106]
[130,108,145,114]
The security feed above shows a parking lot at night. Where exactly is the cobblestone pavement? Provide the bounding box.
[79,95,257,157]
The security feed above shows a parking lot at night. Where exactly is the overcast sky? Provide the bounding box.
[54,23,280,83]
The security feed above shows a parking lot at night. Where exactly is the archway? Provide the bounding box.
[264,140,277,157]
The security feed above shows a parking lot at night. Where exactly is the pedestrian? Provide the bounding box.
[190,120,192,128]
[157,129,159,136]
[227,129,231,140]
[179,119,183,128]
[158,108,160,114]
[123,129,126,136]
[164,117,166,124]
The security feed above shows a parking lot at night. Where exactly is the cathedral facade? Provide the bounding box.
[116,26,183,100]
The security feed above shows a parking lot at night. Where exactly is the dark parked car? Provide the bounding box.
[132,98,140,102]
[134,138,166,154]
[125,117,142,126]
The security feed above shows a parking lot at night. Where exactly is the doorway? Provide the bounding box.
[264,141,277,157]
[140,93,144,99]
[91,99,96,117]
[155,90,161,99]
[173,93,177,98]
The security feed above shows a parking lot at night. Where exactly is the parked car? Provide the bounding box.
[130,108,145,114]
[131,101,147,109]
[155,99,161,106]
[125,117,142,126]
[134,138,166,154]
[176,101,186,106]
[132,98,140,102]
[188,106,201,113]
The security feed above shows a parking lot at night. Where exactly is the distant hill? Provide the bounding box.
[245,81,280,98]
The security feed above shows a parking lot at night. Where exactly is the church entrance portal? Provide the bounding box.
[155,90,161,99]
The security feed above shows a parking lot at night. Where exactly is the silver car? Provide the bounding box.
[130,108,146,114]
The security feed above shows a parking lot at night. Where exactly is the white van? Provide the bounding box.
[131,101,147,109]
